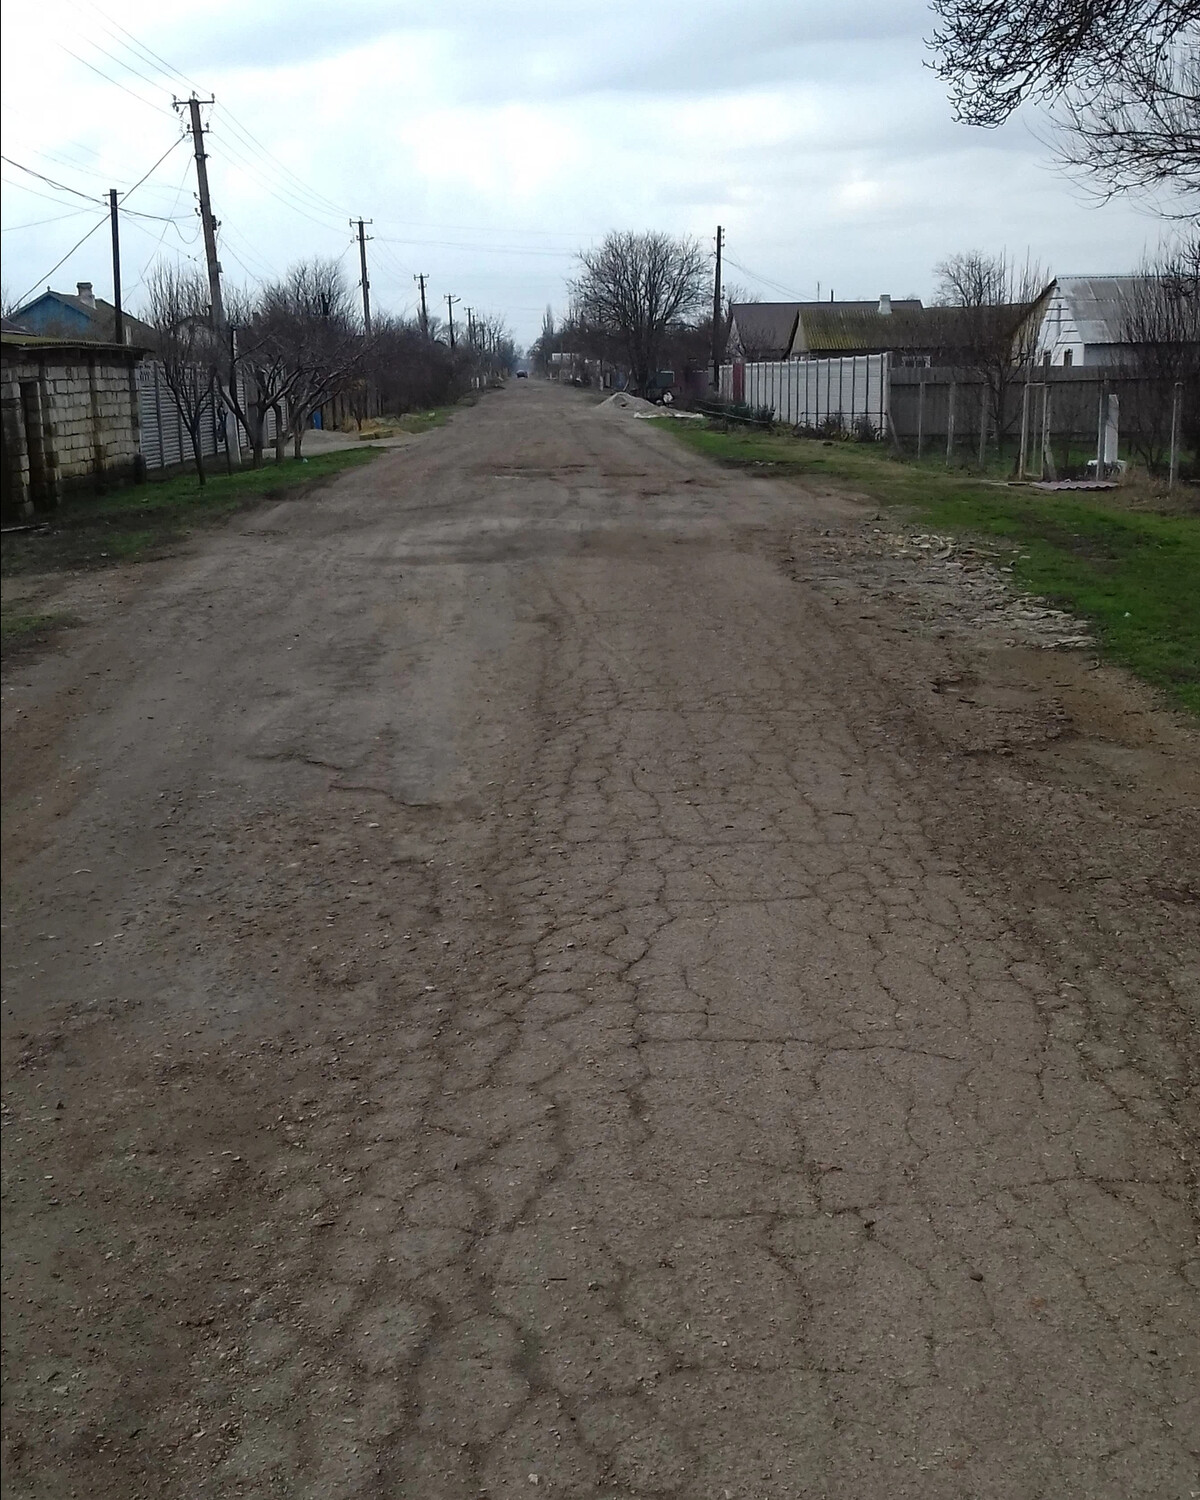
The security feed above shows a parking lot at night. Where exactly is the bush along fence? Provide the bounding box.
[719,356,1195,482]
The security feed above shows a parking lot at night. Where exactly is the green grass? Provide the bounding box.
[662,421,1200,712]
[0,609,77,649]
[1,446,380,580]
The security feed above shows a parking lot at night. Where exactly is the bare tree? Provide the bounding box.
[928,0,1200,204]
[259,259,366,458]
[145,264,221,485]
[933,251,1050,459]
[571,232,709,395]
[1118,233,1200,468]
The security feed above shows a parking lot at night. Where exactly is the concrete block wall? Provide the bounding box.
[1,345,141,515]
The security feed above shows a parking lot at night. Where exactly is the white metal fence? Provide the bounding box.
[719,354,889,433]
[137,363,284,471]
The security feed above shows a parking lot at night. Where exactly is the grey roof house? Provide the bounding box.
[1033,276,1159,367]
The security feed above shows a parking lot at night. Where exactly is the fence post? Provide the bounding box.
[916,376,925,459]
[1040,385,1056,481]
[1095,380,1107,477]
[946,379,956,462]
[978,383,988,468]
[1017,373,1031,478]
[1169,380,1182,489]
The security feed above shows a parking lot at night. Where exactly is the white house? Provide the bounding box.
[1034,276,1156,367]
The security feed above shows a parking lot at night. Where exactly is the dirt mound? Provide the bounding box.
[594,391,658,417]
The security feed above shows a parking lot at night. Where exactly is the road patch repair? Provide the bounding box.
[2,383,1196,1498]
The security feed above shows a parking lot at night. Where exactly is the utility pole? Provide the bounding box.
[414,274,429,338]
[352,218,373,337]
[711,224,723,390]
[175,94,223,329]
[465,307,475,344]
[446,294,459,349]
[108,188,124,347]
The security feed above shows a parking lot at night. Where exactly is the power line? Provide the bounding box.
[723,255,811,301]
[374,234,576,258]
[2,208,95,234]
[120,135,187,201]
[58,44,172,114]
[1,156,101,202]
[14,213,111,307]
[76,0,204,97]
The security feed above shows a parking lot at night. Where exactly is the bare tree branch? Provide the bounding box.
[928,0,1200,204]
[570,232,709,395]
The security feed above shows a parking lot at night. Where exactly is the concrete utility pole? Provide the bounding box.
[352,218,373,337]
[446,294,459,349]
[711,225,723,389]
[175,95,224,329]
[414,274,429,337]
[108,189,124,347]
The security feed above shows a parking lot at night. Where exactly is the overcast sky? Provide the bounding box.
[0,0,1179,349]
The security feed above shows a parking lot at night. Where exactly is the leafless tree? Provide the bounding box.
[145,263,222,485]
[928,0,1200,205]
[1118,233,1200,468]
[571,232,709,395]
[259,259,366,458]
[933,251,1050,457]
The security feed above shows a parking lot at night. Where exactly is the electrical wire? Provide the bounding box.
[724,255,812,301]
[1,156,101,202]
[14,213,111,306]
[58,44,172,115]
[120,135,186,202]
[2,208,95,233]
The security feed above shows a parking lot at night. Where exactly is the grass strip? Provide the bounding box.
[1,447,380,579]
[662,421,1200,713]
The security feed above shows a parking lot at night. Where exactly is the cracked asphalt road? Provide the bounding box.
[2,382,1198,1498]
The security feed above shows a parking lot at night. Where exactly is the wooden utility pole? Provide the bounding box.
[414,274,429,337]
[711,224,723,389]
[175,95,224,329]
[446,295,459,349]
[108,188,124,347]
[352,218,373,337]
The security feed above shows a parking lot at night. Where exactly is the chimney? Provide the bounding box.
[878,294,892,316]
[77,281,96,307]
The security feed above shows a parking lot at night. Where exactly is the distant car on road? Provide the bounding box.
[516,370,528,379]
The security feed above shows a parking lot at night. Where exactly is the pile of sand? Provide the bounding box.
[594,391,659,417]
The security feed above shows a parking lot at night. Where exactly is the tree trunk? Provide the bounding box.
[188,423,206,486]
[293,419,306,461]
[273,405,286,464]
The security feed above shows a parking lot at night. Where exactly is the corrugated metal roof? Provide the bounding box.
[1052,276,1158,345]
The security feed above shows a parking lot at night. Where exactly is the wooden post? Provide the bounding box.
[1168,380,1182,489]
[946,379,956,462]
[916,376,925,459]
[1095,379,1107,477]
[978,383,988,469]
[1017,373,1031,478]
[1039,383,1056,481]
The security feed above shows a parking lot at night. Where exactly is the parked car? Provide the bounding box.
[516,370,528,379]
